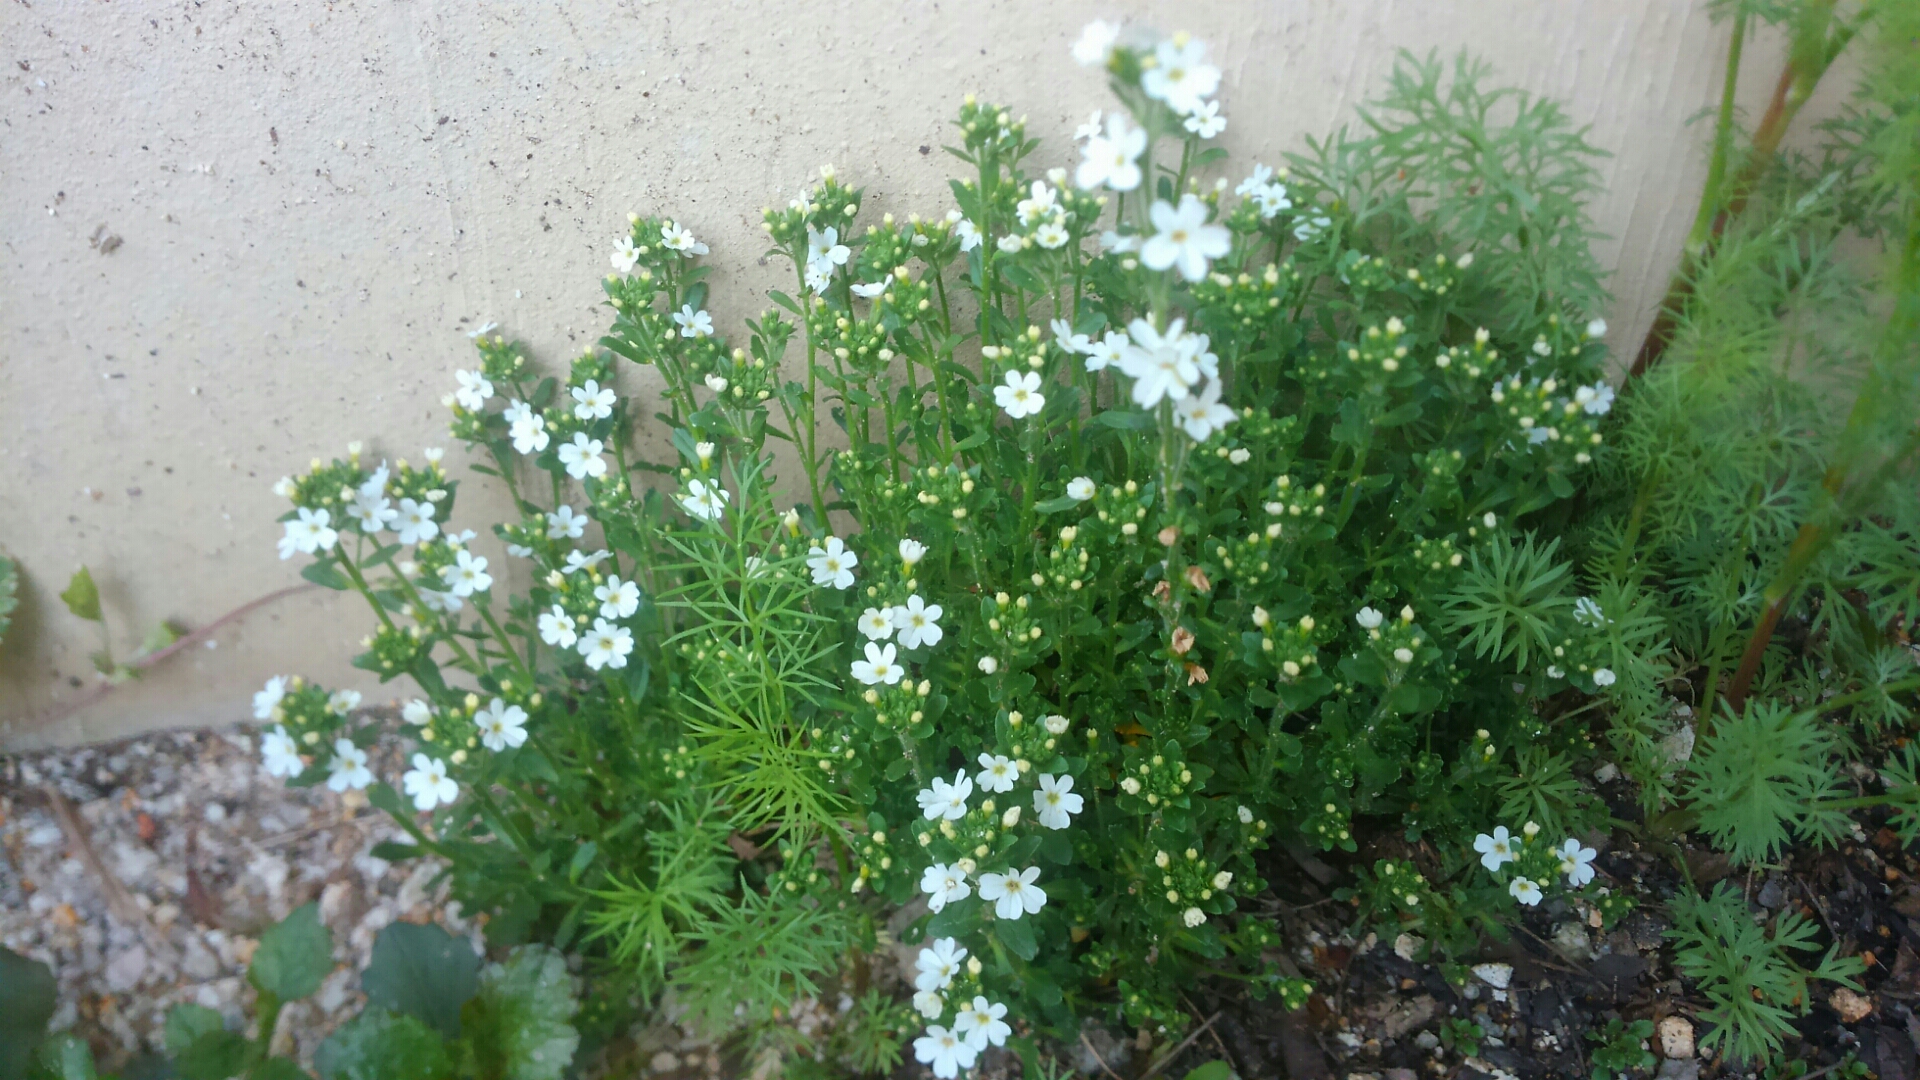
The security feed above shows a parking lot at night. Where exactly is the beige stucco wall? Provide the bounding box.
[0,1,1851,749]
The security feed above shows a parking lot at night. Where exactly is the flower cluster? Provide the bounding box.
[1472,822,1599,906]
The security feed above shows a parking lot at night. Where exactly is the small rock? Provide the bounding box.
[1657,1016,1694,1059]
[1394,933,1424,961]
[1552,922,1594,961]
[1655,1061,1699,1080]
[650,1051,681,1073]
[1414,1031,1440,1050]
[180,936,221,981]
[104,945,149,992]
[1830,987,1875,1024]
[1659,724,1696,765]
[1756,878,1787,910]
[1593,762,1621,783]
[1472,962,1513,990]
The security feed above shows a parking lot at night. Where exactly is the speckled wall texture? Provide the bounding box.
[0,2,1851,747]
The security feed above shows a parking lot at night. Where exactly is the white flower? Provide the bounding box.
[857,607,896,641]
[538,604,578,648]
[466,321,498,339]
[346,487,397,534]
[260,726,304,778]
[611,236,640,274]
[1075,112,1147,192]
[672,305,715,339]
[402,699,433,726]
[1084,331,1128,373]
[892,595,944,650]
[558,433,608,480]
[1066,476,1096,501]
[278,508,339,560]
[678,479,730,522]
[563,549,612,575]
[394,499,439,545]
[453,369,494,411]
[1509,877,1543,906]
[660,220,709,255]
[328,689,363,716]
[975,753,1017,794]
[325,739,373,792]
[995,233,1026,255]
[272,475,297,500]
[1558,838,1599,887]
[1548,665,1565,679]
[912,990,945,1019]
[1176,378,1236,442]
[806,226,850,278]
[913,1026,978,1080]
[1236,164,1276,197]
[502,399,532,427]
[1142,36,1221,116]
[571,380,616,421]
[1251,183,1292,219]
[1033,221,1070,250]
[977,656,999,675]
[440,550,492,597]
[704,373,729,393]
[253,676,288,720]
[899,538,927,567]
[1044,714,1071,735]
[954,997,1011,1051]
[1033,773,1083,830]
[807,536,859,589]
[994,370,1046,419]
[851,642,903,686]
[977,866,1047,919]
[953,218,982,252]
[1015,181,1059,228]
[1238,805,1255,824]
[920,862,972,914]
[476,698,530,752]
[403,753,458,811]
[1118,318,1203,407]
[1141,195,1231,282]
[915,937,967,992]
[917,771,973,821]
[804,263,833,295]
[1074,110,1104,141]
[507,543,534,559]
[1592,668,1617,687]
[1120,776,1141,795]
[1050,318,1093,355]
[1575,382,1615,416]
[1071,19,1120,66]
[1183,99,1226,138]
[546,505,589,540]
[1573,597,1607,627]
[1586,317,1608,339]
[417,588,464,614]
[509,413,550,455]
[1294,213,1333,241]
[1100,230,1141,254]
[1474,826,1516,871]
[595,575,641,620]
[1355,606,1384,630]
[578,618,634,671]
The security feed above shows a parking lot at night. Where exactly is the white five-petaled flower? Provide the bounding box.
[857,607,895,641]
[1015,181,1059,228]
[1074,110,1104,142]
[325,738,373,792]
[912,990,945,1019]
[611,236,640,274]
[394,498,438,545]
[558,433,608,480]
[1071,19,1120,66]
[995,370,1046,419]
[806,226,849,280]
[851,280,889,299]
[1355,606,1384,630]
[1558,838,1599,887]
[578,618,633,670]
[476,697,530,752]
[953,218,982,252]
[1294,213,1333,242]
[672,305,715,339]
[564,549,612,575]
[1141,194,1231,282]
[1183,907,1208,928]
[977,866,1047,919]
[917,771,973,821]
[328,689,363,716]
[1176,378,1237,442]
[920,862,971,914]
[1050,318,1093,355]
[1183,99,1226,138]
[1592,668,1617,687]
[915,937,967,992]
[1066,476,1096,501]
[260,726,303,778]
[1033,221,1070,250]
[278,507,339,560]
[1033,773,1083,830]
[453,369,494,411]
[953,997,1011,1051]
[975,753,1017,794]
[1085,331,1128,372]
[440,550,492,597]
[595,575,641,620]
[572,380,616,421]
[1076,112,1148,193]
[996,233,1026,255]
[1575,382,1615,416]
[346,484,397,534]
[660,220,709,255]
[253,676,288,720]
[1474,826,1517,871]
[403,753,458,811]
[807,536,859,589]
[892,595,944,649]
[913,1026,977,1080]
[509,411,550,455]
[1509,877,1543,906]
[1142,35,1222,115]
[538,604,578,648]
[851,641,903,686]
[678,479,730,522]
[898,538,927,567]
[1118,317,1203,407]
[546,505,589,540]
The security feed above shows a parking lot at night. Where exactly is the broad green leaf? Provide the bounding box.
[163,1005,227,1054]
[368,842,423,863]
[995,914,1038,961]
[300,562,351,591]
[60,567,101,622]
[171,1031,249,1080]
[314,1010,451,1080]
[249,903,333,1002]
[361,923,481,1039]
[0,946,57,1080]
[30,1036,95,1080]
[1181,1061,1235,1080]
[462,947,580,1080]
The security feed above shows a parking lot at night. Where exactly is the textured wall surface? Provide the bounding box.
[0,1,1847,748]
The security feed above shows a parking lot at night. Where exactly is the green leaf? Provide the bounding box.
[163,1005,227,1055]
[1,946,57,1080]
[300,562,352,592]
[313,1010,452,1080]
[60,567,101,622]
[1093,409,1155,430]
[249,903,333,1002]
[1033,496,1084,515]
[172,1031,249,1080]
[368,842,423,863]
[1181,1062,1234,1080]
[995,915,1038,961]
[29,1036,95,1080]
[361,922,481,1039]
[462,947,580,1080]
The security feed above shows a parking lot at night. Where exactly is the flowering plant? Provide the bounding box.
[255,21,1634,1066]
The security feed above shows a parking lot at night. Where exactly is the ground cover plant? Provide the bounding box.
[240,7,1920,1077]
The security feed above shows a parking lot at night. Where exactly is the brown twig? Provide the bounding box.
[1137,1011,1223,1080]
[44,786,178,963]
[1079,1032,1126,1080]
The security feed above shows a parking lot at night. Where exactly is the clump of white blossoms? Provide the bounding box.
[1471,822,1602,907]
